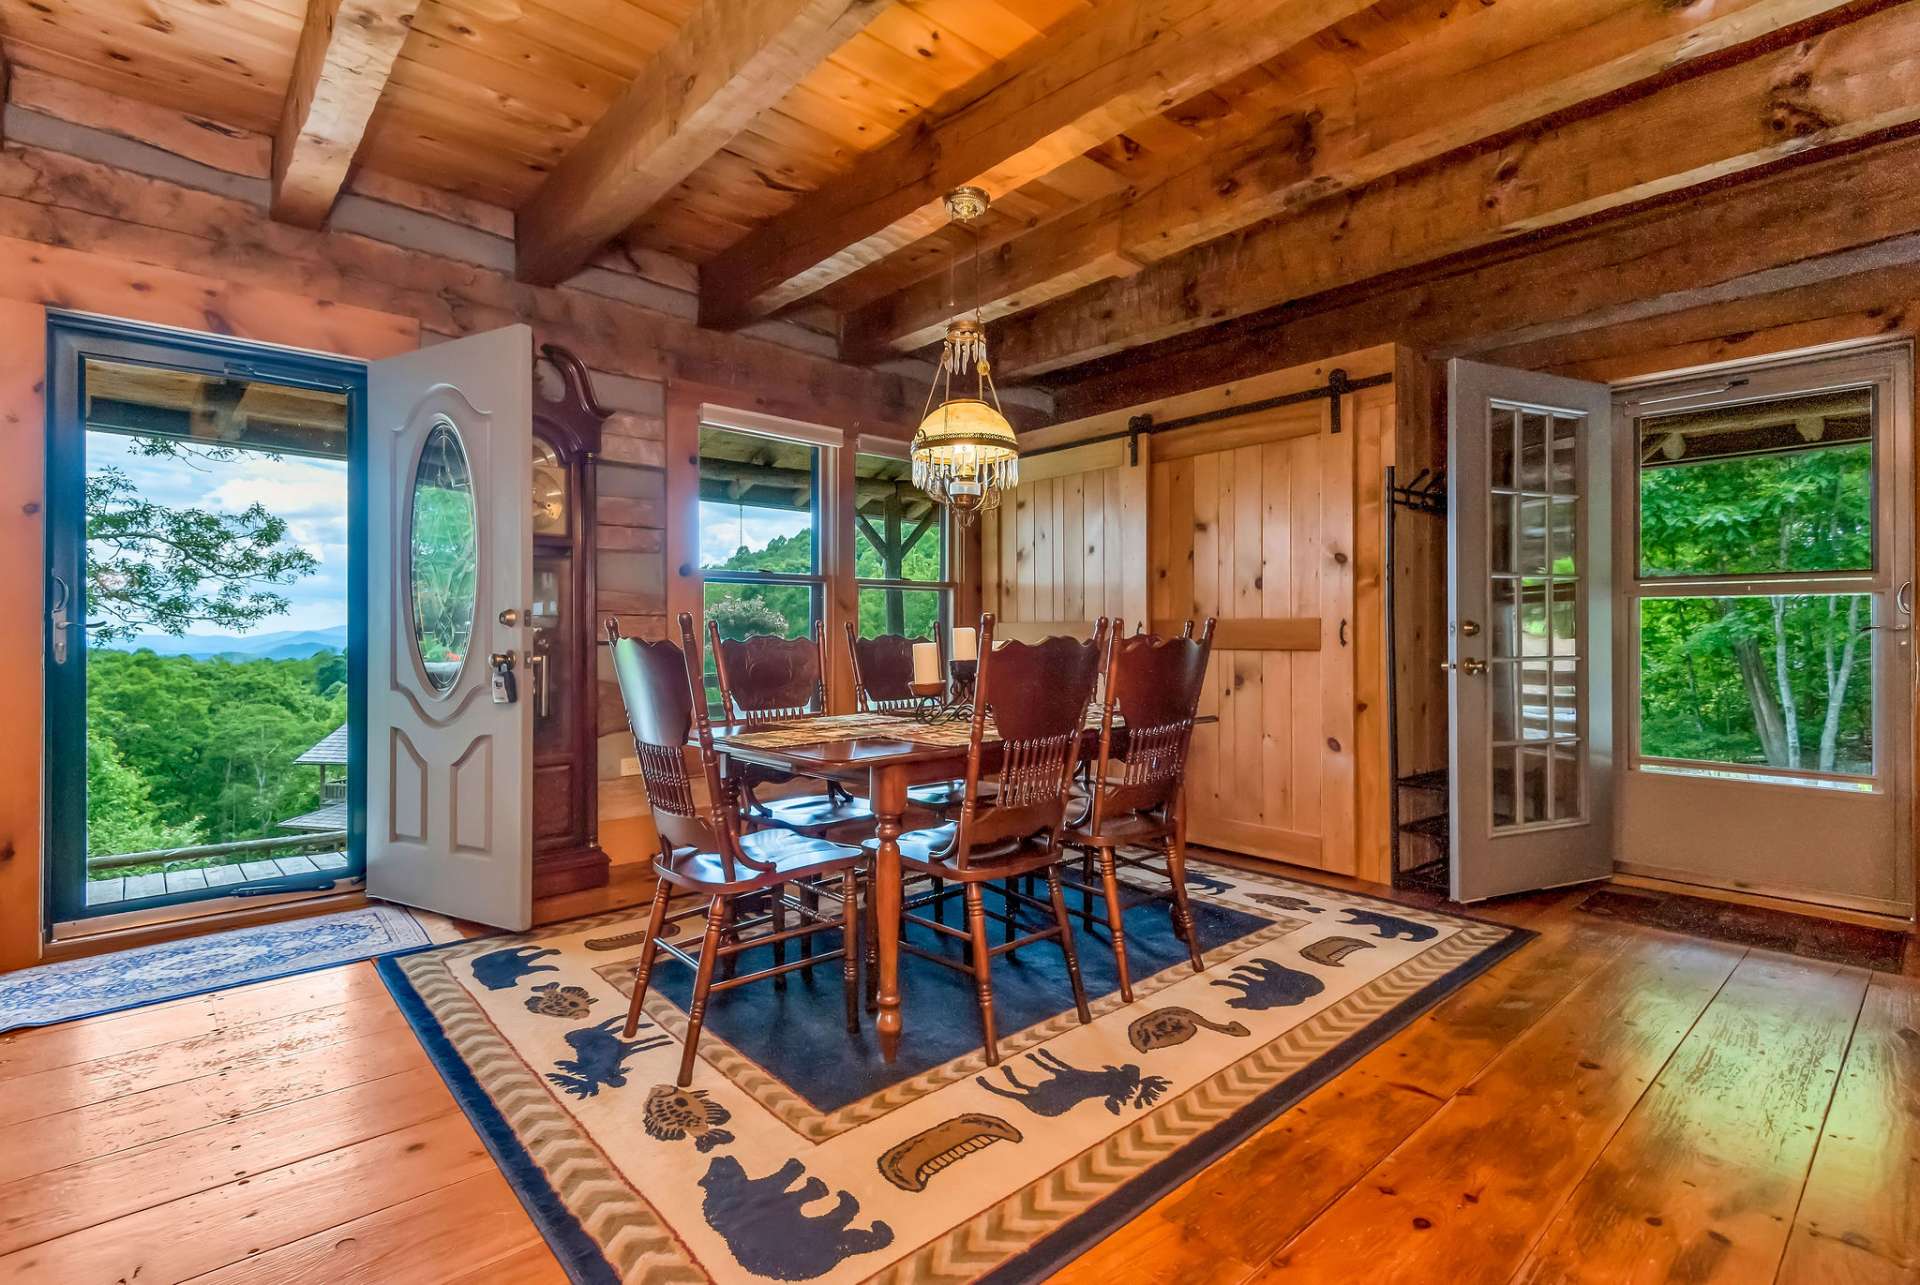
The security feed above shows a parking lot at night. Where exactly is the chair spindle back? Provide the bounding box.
[1087,619,1215,830]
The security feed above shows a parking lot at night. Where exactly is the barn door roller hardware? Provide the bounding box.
[1025,368,1391,462]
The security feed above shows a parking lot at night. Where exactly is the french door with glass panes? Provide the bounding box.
[1447,360,1614,902]
[1614,346,1913,917]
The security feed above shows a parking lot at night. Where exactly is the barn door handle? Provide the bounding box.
[1338,618,1348,647]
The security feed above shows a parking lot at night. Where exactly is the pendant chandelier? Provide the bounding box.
[911,187,1019,524]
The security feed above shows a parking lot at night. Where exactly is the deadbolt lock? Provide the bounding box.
[1458,620,1481,636]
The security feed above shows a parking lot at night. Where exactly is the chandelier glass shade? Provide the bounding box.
[911,189,1021,523]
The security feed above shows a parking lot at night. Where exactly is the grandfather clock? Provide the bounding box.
[528,344,610,897]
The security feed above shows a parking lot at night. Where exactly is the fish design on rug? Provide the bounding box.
[643,1085,734,1152]
[584,925,678,951]
[700,1156,894,1281]
[1248,893,1323,914]
[1300,936,1376,966]
[1211,958,1327,1011]
[976,1048,1171,1117]
[524,982,598,1019]
[470,945,561,991]
[876,1113,1023,1192]
[1127,1006,1251,1052]
[1337,908,1439,942]
[546,1016,672,1099]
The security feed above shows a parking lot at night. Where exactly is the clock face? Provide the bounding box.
[532,439,567,535]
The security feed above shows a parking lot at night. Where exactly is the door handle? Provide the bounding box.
[49,574,71,665]
[1440,658,1488,675]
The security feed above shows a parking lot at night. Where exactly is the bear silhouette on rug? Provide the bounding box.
[1211,958,1326,1010]
[976,1047,1170,1117]
[471,945,561,991]
[1337,908,1439,942]
[700,1155,894,1281]
[546,1016,672,1098]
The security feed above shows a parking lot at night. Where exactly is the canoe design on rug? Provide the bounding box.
[379,858,1530,1283]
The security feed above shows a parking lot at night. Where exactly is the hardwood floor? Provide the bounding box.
[0,859,1911,1284]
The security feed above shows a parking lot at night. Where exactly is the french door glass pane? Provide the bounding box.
[1489,397,1586,829]
[1638,387,1873,578]
[1638,593,1874,777]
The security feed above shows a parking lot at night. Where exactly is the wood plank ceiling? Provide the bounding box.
[0,0,1906,394]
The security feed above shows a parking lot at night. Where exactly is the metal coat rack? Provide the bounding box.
[1384,463,1452,896]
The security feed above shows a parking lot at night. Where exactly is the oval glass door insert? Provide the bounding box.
[411,417,478,694]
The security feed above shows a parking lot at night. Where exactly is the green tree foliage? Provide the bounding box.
[700,508,946,642]
[85,462,317,644]
[85,649,348,856]
[1637,441,1873,774]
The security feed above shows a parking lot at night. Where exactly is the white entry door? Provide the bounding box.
[368,326,534,930]
[1448,359,1615,902]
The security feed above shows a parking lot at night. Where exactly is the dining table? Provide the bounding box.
[706,709,1129,1062]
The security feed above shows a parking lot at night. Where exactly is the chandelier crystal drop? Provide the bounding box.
[910,188,1021,524]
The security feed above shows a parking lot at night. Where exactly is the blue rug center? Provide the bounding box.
[643,883,1277,1113]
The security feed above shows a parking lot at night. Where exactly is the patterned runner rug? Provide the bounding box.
[379,861,1528,1283]
[0,904,430,1032]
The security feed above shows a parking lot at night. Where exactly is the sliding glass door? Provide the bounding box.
[44,316,368,924]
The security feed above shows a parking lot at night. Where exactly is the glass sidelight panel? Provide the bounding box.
[1489,397,1587,829]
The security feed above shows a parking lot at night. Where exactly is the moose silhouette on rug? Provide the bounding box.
[1337,908,1438,942]
[546,1016,672,1098]
[471,945,561,991]
[977,1048,1171,1117]
[700,1155,895,1281]
[1211,958,1327,1010]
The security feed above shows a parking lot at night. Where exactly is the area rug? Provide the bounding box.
[378,861,1529,1283]
[1579,886,1908,972]
[0,904,430,1033]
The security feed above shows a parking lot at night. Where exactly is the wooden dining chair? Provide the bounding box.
[608,614,865,1087]
[845,623,967,817]
[866,613,1110,1064]
[709,620,872,836]
[1060,618,1216,1003]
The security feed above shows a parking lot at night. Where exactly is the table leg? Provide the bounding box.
[871,765,905,1061]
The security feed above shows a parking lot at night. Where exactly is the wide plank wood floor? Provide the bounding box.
[0,857,1911,1284]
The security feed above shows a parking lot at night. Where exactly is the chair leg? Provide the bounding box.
[799,882,818,981]
[931,875,944,923]
[677,896,730,1088]
[622,880,672,1039]
[964,882,999,1065]
[1080,850,1095,919]
[863,878,879,1014]
[770,882,788,992]
[840,869,860,1034]
[1164,836,1204,974]
[1095,845,1133,1004]
[1047,864,1093,1025]
[720,897,741,981]
[1002,878,1018,958]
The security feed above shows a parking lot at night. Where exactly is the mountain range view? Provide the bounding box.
[101,626,348,661]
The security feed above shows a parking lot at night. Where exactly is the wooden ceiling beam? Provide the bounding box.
[271,0,424,228]
[514,0,886,288]
[992,0,1920,380]
[697,0,1380,330]
[1048,133,1920,421]
[845,0,1864,362]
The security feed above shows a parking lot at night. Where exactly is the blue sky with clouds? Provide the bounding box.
[699,499,810,567]
[89,431,349,636]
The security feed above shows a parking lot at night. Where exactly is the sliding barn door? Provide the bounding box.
[1153,400,1358,872]
[981,436,1149,641]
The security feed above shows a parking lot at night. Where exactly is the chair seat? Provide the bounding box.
[906,780,964,809]
[659,828,863,892]
[861,822,1057,878]
[751,791,875,833]
[1062,807,1171,846]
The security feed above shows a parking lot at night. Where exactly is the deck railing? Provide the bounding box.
[85,829,350,873]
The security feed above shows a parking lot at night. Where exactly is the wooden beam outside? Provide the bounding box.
[993,0,1920,379]
[844,0,1863,361]
[271,0,424,229]
[1049,133,1920,421]
[515,0,885,287]
[697,0,1379,328]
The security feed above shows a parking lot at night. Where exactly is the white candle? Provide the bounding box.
[951,626,978,661]
[911,641,939,685]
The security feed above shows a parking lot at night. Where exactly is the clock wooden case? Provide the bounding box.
[528,343,611,897]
